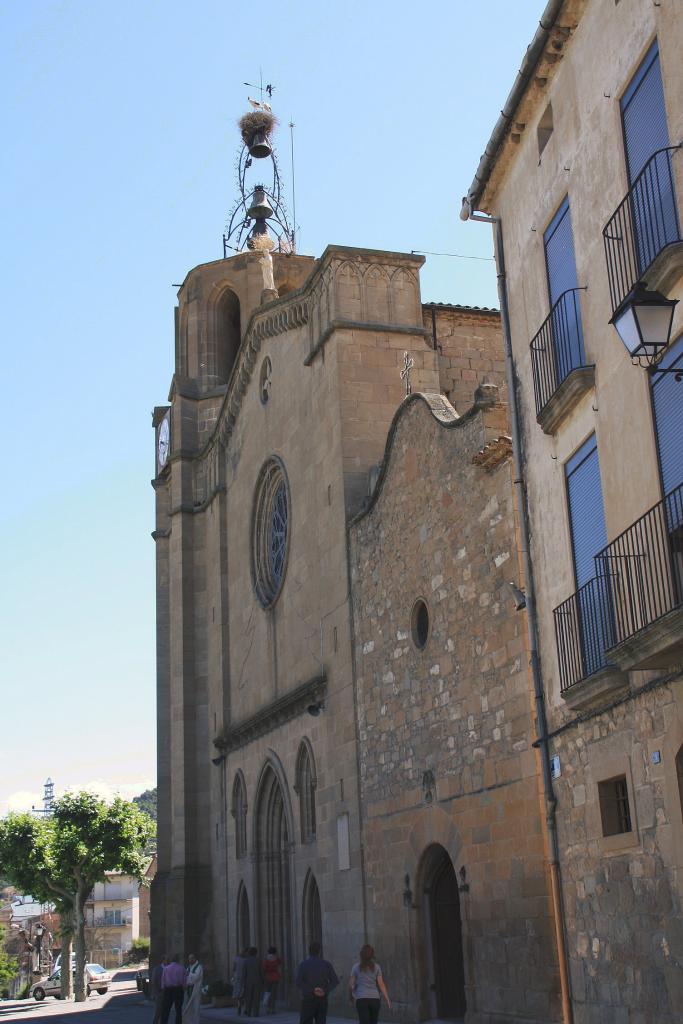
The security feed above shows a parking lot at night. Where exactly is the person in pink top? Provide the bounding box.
[161,955,186,1024]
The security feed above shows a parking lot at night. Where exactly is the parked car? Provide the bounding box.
[30,964,112,1001]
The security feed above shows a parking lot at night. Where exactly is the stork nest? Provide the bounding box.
[239,110,277,145]
[247,231,275,252]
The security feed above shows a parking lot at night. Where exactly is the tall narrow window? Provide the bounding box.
[651,336,683,497]
[537,102,554,157]
[236,882,251,952]
[621,41,679,275]
[296,742,317,844]
[565,435,610,676]
[651,336,683,601]
[302,872,323,956]
[544,198,585,386]
[215,288,241,385]
[232,772,248,860]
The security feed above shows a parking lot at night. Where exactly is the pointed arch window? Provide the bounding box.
[296,742,317,844]
[236,882,251,952]
[232,772,248,860]
[302,871,322,956]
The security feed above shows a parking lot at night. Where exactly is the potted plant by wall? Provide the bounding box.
[207,980,234,1008]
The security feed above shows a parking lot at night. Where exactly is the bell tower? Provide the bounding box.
[151,94,313,970]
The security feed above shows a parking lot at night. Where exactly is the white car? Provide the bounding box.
[30,963,111,1000]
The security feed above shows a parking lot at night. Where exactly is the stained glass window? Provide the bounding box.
[253,458,290,607]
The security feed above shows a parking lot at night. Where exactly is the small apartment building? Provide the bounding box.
[462,1,683,1022]
[85,872,142,954]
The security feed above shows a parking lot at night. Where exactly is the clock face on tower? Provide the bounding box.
[157,415,170,471]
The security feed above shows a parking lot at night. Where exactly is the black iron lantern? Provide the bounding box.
[610,281,678,365]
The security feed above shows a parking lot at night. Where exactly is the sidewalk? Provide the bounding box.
[200,1008,353,1024]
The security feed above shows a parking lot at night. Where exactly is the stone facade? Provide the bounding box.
[464,1,683,1021]
[153,227,575,1020]
[349,391,560,1023]
[424,303,507,412]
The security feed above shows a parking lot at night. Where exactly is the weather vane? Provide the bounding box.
[400,351,414,395]
[223,79,294,256]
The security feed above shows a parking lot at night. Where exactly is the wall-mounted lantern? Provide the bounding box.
[610,281,680,375]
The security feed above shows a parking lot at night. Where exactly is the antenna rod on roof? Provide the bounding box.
[289,120,297,253]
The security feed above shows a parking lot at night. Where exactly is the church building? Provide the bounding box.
[152,106,562,1023]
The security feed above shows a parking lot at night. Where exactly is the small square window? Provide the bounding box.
[598,775,632,836]
[537,103,554,157]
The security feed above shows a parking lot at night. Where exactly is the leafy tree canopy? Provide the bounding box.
[0,792,154,1001]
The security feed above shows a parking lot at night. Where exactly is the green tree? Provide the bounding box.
[0,926,19,996]
[0,793,154,1002]
[0,813,75,998]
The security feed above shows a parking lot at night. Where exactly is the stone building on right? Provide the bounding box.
[462,1,683,1021]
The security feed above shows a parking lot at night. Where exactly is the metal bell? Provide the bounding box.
[248,131,272,159]
[247,187,274,221]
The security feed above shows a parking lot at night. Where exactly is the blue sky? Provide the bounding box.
[0,0,541,813]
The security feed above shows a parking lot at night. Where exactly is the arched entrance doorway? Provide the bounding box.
[255,765,292,980]
[302,871,322,955]
[420,844,466,1020]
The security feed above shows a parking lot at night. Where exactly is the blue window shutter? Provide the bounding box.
[652,335,683,497]
[544,198,580,304]
[621,42,670,183]
[566,435,608,589]
[621,41,678,274]
[544,197,585,382]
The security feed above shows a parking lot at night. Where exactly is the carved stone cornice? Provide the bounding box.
[213,672,327,754]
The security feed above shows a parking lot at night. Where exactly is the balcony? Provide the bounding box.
[603,145,683,315]
[553,576,627,705]
[530,287,594,434]
[596,482,683,670]
[554,483,683,702]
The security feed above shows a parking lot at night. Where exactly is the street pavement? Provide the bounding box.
[0,972,354,1024]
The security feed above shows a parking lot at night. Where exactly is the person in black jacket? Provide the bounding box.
[243,947,264,1017]
[295,942,339,1024]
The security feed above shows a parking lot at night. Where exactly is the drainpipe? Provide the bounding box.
[462,205,574,1024]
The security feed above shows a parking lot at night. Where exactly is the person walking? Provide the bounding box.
[349,945,391,1024]
[262,946,282,1014]
[232,947,248,1015]
[295,942,339,1024]
[160,954,186,1024]
[242,946,264,1017]
[151,956,169,1024]
[182,954,203,1024]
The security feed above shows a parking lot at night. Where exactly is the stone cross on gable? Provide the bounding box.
[400,351,414,395]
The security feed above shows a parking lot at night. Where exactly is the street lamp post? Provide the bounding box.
[34,923,45,975]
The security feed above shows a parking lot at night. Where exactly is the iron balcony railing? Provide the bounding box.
[554,575,615,693]
[530,287,587,416]
[602,145,682,314]
[595,481,683,647]
[554,482,683,693]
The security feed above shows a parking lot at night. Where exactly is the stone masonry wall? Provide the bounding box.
[423,304,506,414]
[547,676,683,1024]
[349,391,561,1024]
